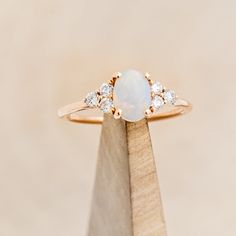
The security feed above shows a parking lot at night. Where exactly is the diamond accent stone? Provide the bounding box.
[99,98,113,113]
[100,83,113,96]
[164,90,176,104]
[84,92,98,107]
[151,81,163,94]
[152,95,164,109]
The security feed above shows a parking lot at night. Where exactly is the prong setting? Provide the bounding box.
[113,108,122,119]
[109,79,115,85]
[145,108,153,117]
[112,72,121,79]
[145,72,154,85]
[116,72,122,78]
[110,72,121,86]
[145,72,150,79]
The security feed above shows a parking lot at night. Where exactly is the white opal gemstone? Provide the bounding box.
[113,69,151,122]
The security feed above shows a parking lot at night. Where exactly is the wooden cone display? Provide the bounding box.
[88,114,167,236]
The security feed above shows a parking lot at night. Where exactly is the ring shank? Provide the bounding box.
[58,98,192,124]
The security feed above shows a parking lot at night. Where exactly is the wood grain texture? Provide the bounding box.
[88,114,133,236]
[127,120,167,236]
[88,114,167,236]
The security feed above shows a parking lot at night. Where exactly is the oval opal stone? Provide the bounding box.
[113,69,151,122]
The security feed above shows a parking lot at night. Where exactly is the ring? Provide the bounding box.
[58,69,192,124]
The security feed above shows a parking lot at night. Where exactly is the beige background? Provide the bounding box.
[0,0,236,235]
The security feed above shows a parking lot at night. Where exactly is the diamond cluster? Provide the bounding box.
[151,81,176,110]
[84,83,114,113]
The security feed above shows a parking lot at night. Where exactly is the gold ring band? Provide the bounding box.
[58,98,192,124]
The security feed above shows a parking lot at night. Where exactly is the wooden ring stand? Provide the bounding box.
[88,114,167,236]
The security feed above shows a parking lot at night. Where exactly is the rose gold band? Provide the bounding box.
[57,98,192,124]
